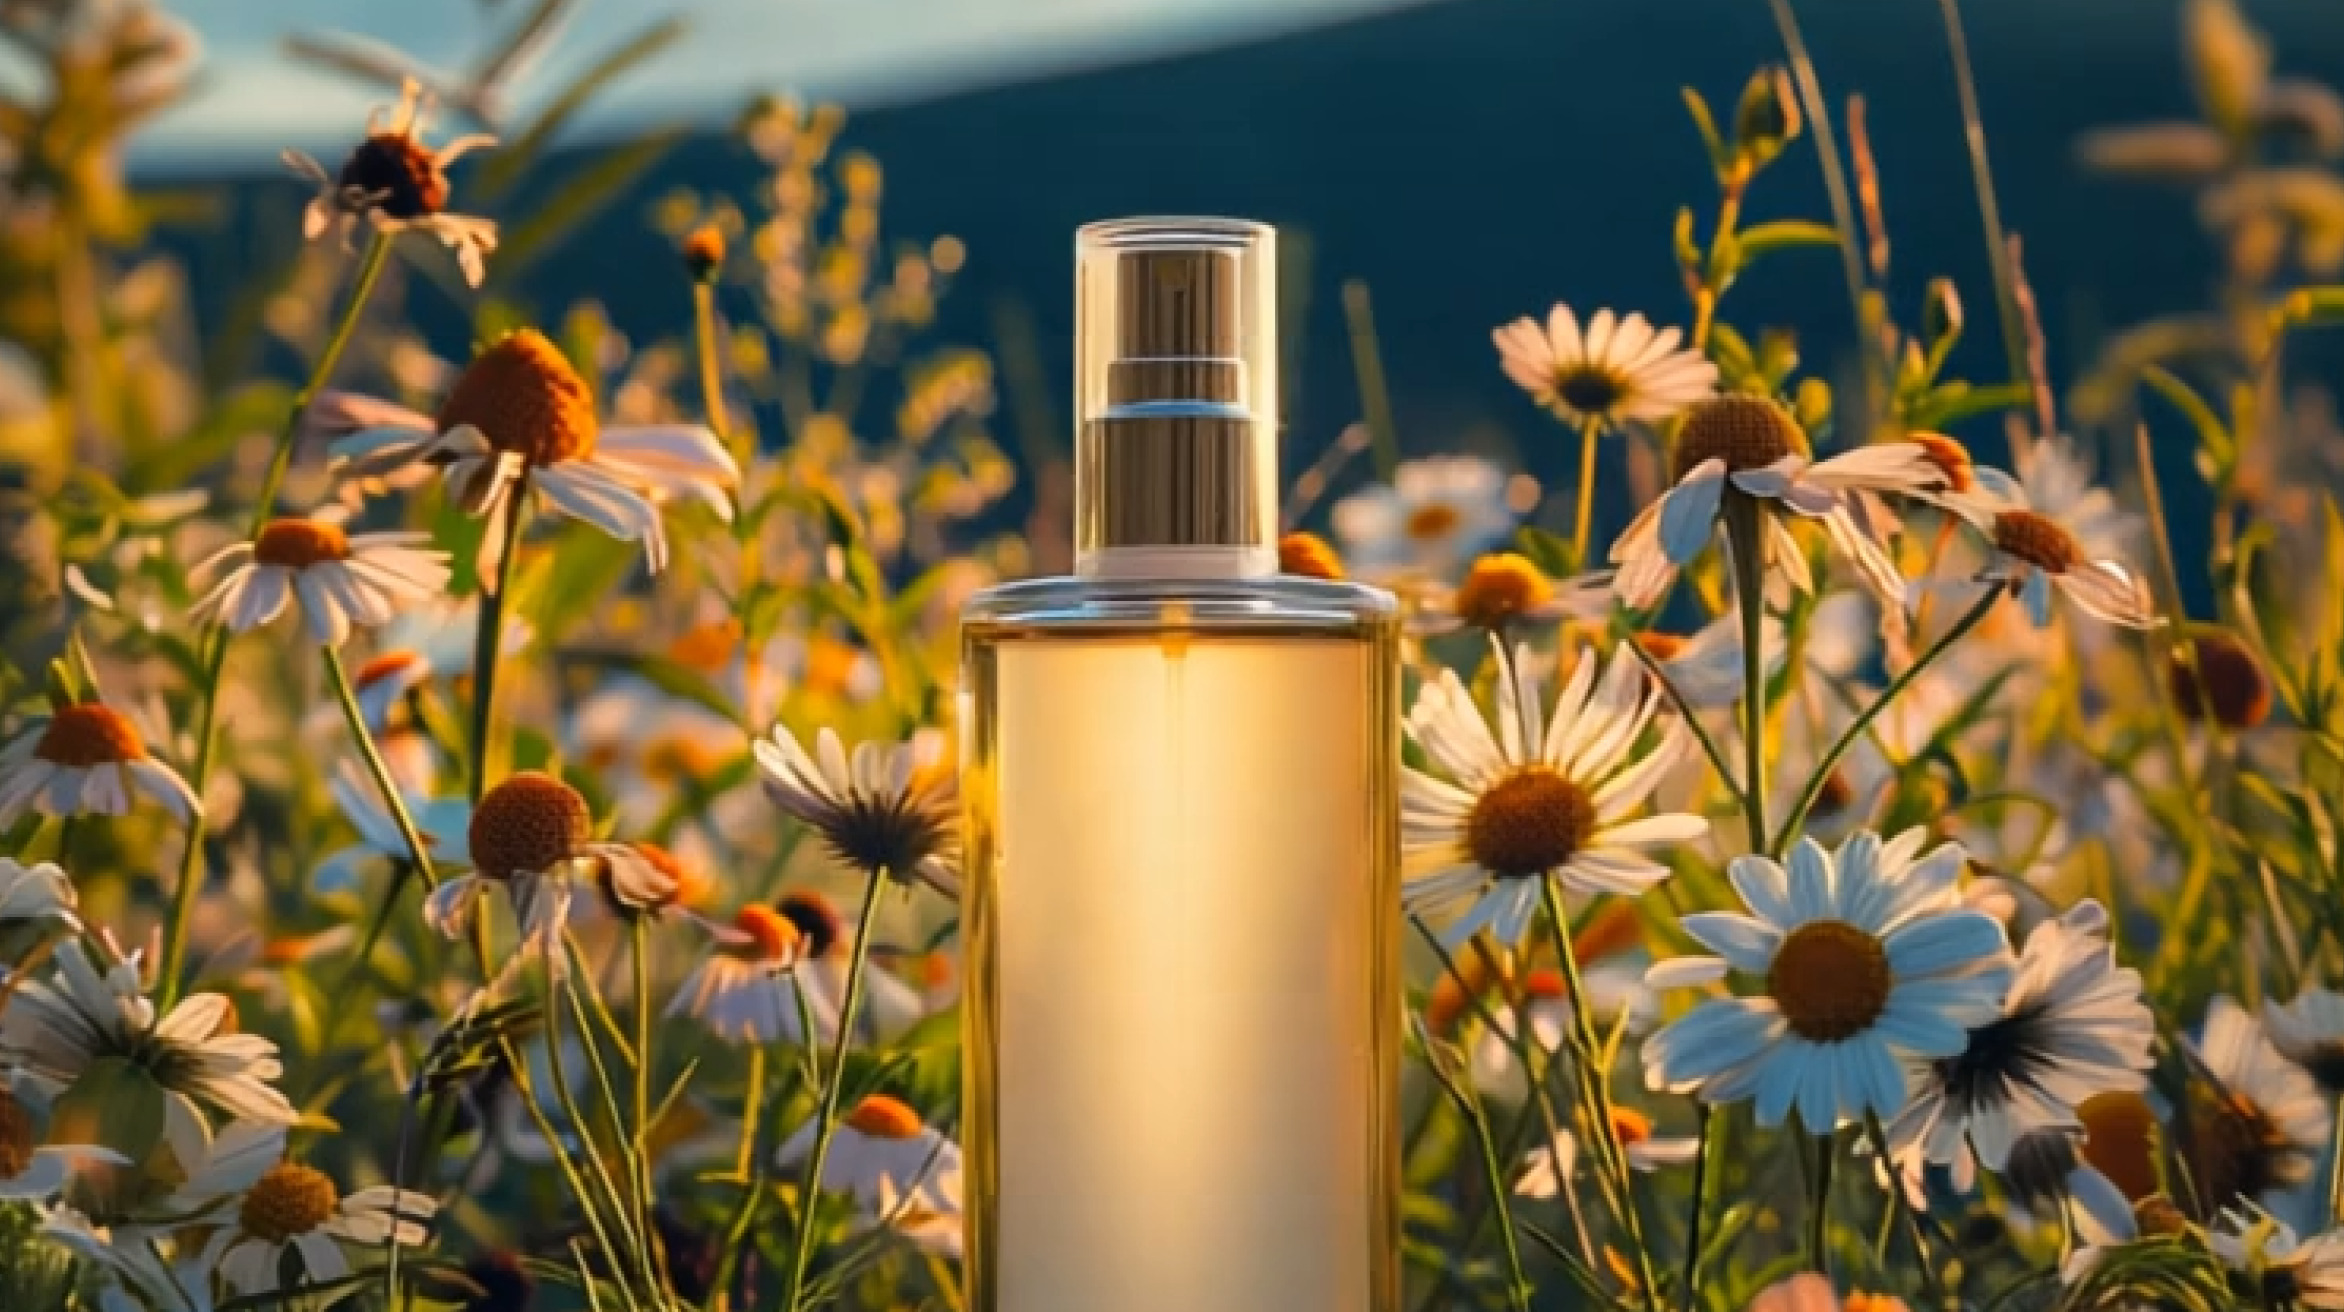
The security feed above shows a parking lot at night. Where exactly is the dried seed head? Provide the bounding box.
[1671,395,1808,483]
[437,330,599,467]
[337,133,449,220]
[468,771,591,882]
[2168,630,2273,730]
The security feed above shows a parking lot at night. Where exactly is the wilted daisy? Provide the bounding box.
[2210,1206,2344,1310]
[2264,987,2344,1093]
[1513,1109,1698,1198]
[1492,304,1717,426]
[321,329,739,575]
[0,699,198,826]
[207,1157,436,1299]
[0,1083,122,1202]
[755,726,960,897]
[1952,436,2152,629]
[0,857,80,934]
[1410,553,1613,637]
[1402,642,1704,945]
[1332,455,1520,579]
[668,904,833,1045]
[283,77,499,285]
[1642,830,2015,1130]
[0,941,296,1164]
[2182,996,2331,1210]
[188,514,450,646]
[1888,901,2154,1187]
[777,1094,962,1214]
[422,770,678,970]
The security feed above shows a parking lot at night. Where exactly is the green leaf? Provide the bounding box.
[1673,206,1702,276]
[1681,86,1729,175]
[1731,220,1841,264]
[478,16,689,198]
[50,1057,166,1191]
[1904,380,2032,430]
[2140,365,2235,483]
[489,124,692,284]
[1513,524,1576,578]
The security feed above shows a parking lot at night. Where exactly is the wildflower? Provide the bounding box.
[1954,436,2153,629]
[1888,901,2154,1187]
[1332,455,1519,580]
[2168,629,2274,730]
[2209,1206,2344,1310]
[1277,531,1344,580]
[1631,607,1788,710]
[422,771,677,970]
[354,598,533,729]
[681,223,727,281]
[40,1207,217,1312]
[1642,830,2015,1130]
[774,890,929,1043]
[283,78,499,285]
[0,857,79,933]
[1491,304,1717,427]
[1401,642,1705,946]
[210,1159,436,1299]
[2181,996,2331,1210]
[871,1173,964,1259]
[755,727,960,897]
[1513,1109,1698,1198]
[2264,987,2344,1093]
[315,766,469,894]
[668,904,833,1045]
[320,329,739,575]
[0,699,198,826]
[777,1094,961,1215]
[1746,1274,1910,1312]
[189,514,450,646]
[1470,958,1659,1101]
[0,1084,122,1201]
[1412,554,1611,637]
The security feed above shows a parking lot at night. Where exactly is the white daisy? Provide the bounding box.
[315,766,469,895]
[0,700,199,826]
[1470,958,1659,1102]
[2266,987,2344,1093]
[41,1206,218,1312]
[281,77,499,286]
[1401,641,1706,946]
[1631,607,1788,711]
[188,514,450,646]
[1888,900,2155,1187]
[318,328,738,576]
[354,599,534,730]
[1493,304,1718,427]
[771,891,942,1047]
[206,1158,436,1300]
[2210,1206,2344,1310]
[754,726,960,897]
[1332,455,1521,581]
[776,1094,961,1216]
[1641,829,2016,1131]
[2184,996,2332,1210]
[1951,436,2153,629]
[0,942,296,1168]
[0,857,80,933]
[667,904,834,1045]
[1513,1110,1699,1199]
[1408,554,1614,637]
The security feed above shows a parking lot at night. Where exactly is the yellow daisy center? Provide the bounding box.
[239,1162,340,1245]
[1405,502,1463,542]
[1278,531,1345,581]
[2078,1090,2165,1203]
[844,1094,924,1140]
[1766,920,1892,1042]
[1555,364,1629,416]
[468,771,590,882]
[336,133,449,219]
[251,517,352,569]
[1453,554,1554,630]
[35,704,146,768]
[1990,509,2082,574]
[1465,767,1596,880]
[0,1089,33,1180]
[437,330,600,467]
[2168,631,2273,731]
[1907,433,1976,493]
[1669,395,1808,483]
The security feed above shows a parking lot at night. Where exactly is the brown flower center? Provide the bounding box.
[1454,554,1555,630]
[776,891,843,958]
[251,518,351,569]
[1991,509,2082,574]
[1406,503,1463,542]
[2183,1088,2303,1211]
[436,330,599,467]
[336,133,449,220]
[1465,767,1596,880]
[1278,531,1345,581]
[1670,395,1808,483]
[239,1162,340,1245]
[0,1089,33,1180]
[34,704,145,768]
[468,771,591,881]
[731,904,801,962]
[1556,365,1628,416]
[2167,631,2273,731]
[1907,433,1976,493]
[1814,769,1857,817]
[2132,1195,2191,1238]
[2079,1090,2165,1203]
[844,1095,924,1140]
[1767,920,1892,1042]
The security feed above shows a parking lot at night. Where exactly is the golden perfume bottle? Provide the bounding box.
[959,218,1400,1312]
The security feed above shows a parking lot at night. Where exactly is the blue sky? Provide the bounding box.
[130,0,1425,171]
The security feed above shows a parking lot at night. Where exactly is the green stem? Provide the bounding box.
[1570,416,1604,571]
[707,1043,772,1312]
[633,917,655,1199]
[779,870,889,1312]
[546,962,654,1293]
[1773,585,1999,853]
[253,235,395,533]
[1623,623,1747,814]
[1932,0,2030,411]
[323,644,439,886]
[2329,1094,2344,1228]
[497,1033,647,1312]
[1764,0,1872,430]
[468,493,528,804]
[1806,1124,1834,1274]
[1725,496,1771,854]
[1419,1042,1534,1312]
[1681,1104,1718,1312]
[1342,280,1402,482]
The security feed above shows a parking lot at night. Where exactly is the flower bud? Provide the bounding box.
[1733,66,1803,172]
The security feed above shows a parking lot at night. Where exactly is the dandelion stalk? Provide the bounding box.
[1570,416,1604,570]
[156,230,394,1010]
[779,870,889,1312]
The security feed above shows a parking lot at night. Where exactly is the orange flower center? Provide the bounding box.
[667,619,742,673]
[1454,554,1554,630]
[1278,531,1345,581]
[355,649,427,690]
[844,1094,924,1140]
[251,517,352,569]
[1465,767,1596,880]
[436,330,599,467]
[681,224,727,278]
[2168,631,2273,731]
[239,1162,340,1244]
[468,771,591,881]
[2078,1090,2164,1203]
[1991,509,2082,574]
[35,704,145,768]
[1767,920,1891,1042]
[1405,503,1463,542]
[1609,1107,1653,1147]
[336,133,448,220]
[1907,434,1976,493]
[1670,395,1808,482]
[1632,631,1689,661]
[731,904,801,961]
[632,842,710,910]
[0,1089,31,1180]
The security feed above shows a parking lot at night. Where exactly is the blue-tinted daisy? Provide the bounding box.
[1642,830,2015,1130]
[2265,986,2344,1093]
[1951,436,2152,629]
[1332,455,1521,581]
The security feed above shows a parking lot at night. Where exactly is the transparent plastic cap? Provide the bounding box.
[1073,218,1278,577]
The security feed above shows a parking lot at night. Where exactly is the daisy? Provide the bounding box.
[755,726,960,897]
[774,890,929,1044]
[1630,607,1788,711]
[40,1208,217,1312]
[207,1158,436,1300]
[2183,996,2332,1211]
[282,77,499,286]
[2210,1206,2344,1309]
[0,942,296,1167]
[0,857,80,934]
[1332,455,1520,580]
[1492,304,1717,427]
[1470,958,1660,1102]
[1409,553,1613,637]
[355,598,534,730]
[1888,900,2155,1187]
[422,770,677,971]
[1608,395,1955,610]
[188,513,450,646]
[0,1082,123,1202]
[667,904,834,1045]
[1513,1110,1699,1198]
[777,1094,961,1215]
[1401,641,1705,946]
[1641,829,2015,1131]
[0,699,198,826]
[315,766,470,895]
[1952,436,2153,629]
[319,328,739,576]
[2265,987,2344,1093]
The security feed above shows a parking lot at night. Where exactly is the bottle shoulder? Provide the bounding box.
[961,573,1397,633]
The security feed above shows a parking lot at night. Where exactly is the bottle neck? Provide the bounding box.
[1073,407,1277,580]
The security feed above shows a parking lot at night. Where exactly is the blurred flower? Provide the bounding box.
[668,904,828,1045]
[1514,1110,1698,1198]
[775,890,927,1044]
[210,1158,435,1299]
[2167,629,2274,730]
[1643,831,2014,1129]
[1956,438,2153,629]
[1492,305,1716,427]
[1746,1275,1908,1312]
[0,700,197,826]
[2264,987,2344,1094]
[357,598,533,730]
[283,78,499,286]
[2182,996,2331,1211]
[1277,531,1344,580]
[2077,122,2233,182]
[1470,957,1658,1102]
[320,329,739,576]
[1631,607,1787,711]
[1401,642,1703,945]
[189,514,450,646]
[2209,1206,2344,1309]
[777,1094,960,1217]
[0,857,78,933]
[681,223,727,282]
[1332,456,1517,580]
[755,727,959,897]
[315,766,469,894]
[1411,554,1610,637]
[0,1083,121,1202]
[40,1206,216,1312]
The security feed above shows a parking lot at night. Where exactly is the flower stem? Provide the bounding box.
[2329,1094,2344,1228]
[322,644,439,886]
[155,231,393,1011]
[1570,416,1604,570]
[1680,1104,1718,1312]
[1806,1125,1834,1274]
[1416,1028,1534,1312]
[779,870,888,1312]
[468,493,528,803]
[1723,495,1770,854]
[708,1042,773,1312]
